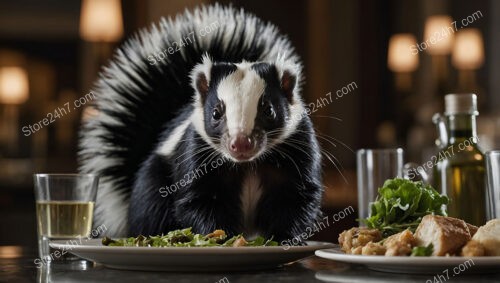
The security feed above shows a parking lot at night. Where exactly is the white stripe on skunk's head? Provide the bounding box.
[190,55,305,163]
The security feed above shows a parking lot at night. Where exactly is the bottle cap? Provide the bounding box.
[444,93,478,115]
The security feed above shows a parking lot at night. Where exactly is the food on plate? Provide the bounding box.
[410,243,433,256]
[361,241,386,255]
[342,215,499,257]
[102,227,278,247]
[414,215,472,256]
[461,240,485,257]
[384,229,416,256]
[469,219,500,256]
[338,227,382,254]
[466,223,479,237]
[362,178,449,237]
[340,228,419,256]
[338,178,500,257]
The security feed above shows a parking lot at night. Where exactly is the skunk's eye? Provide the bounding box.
[264,104,276,119]
[212,103,224,121]
[212,108,222,120]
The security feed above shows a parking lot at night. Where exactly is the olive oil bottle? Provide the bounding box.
[434,94,486,225]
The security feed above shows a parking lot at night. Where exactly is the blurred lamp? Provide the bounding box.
[452,28,484,70]
[424,15,454,55]
[80,0,124,42]
[0,66,29,155]
[387,34,419,73]
[0,67,29,104]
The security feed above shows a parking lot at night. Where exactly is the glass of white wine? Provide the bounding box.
[33,174,98,264]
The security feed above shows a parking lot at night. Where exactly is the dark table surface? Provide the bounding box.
[2,246,500,283]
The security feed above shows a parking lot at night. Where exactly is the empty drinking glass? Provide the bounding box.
[486,151,500,219]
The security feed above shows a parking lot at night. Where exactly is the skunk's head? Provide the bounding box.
[190,55,305,162]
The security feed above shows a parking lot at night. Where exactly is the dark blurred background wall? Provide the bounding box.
[0,0,499,247]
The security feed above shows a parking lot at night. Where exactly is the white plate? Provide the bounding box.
[315,246,500,274]
[50,239,334,271]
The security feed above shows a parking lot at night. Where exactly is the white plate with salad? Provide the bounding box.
[316,178,500,274]
[50,228,335,271]
[315,247,500,274]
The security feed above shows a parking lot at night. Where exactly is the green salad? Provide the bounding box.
[102,227,278,247]
[362,178,450,237]
[411,243,434,256]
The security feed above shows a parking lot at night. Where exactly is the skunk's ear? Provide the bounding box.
[274,52,302,103]
[195,72,209,97]
[191,55,212,101]
[280,70,297,102]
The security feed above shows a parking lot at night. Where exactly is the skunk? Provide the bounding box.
[79,4,323,242]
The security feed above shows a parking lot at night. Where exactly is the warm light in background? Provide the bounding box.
[0,246,23,259]
[452,28,484,70]
[0,66,29,104]
[424,15,454,55]
[387,34,419,73]
[79,0,124,42]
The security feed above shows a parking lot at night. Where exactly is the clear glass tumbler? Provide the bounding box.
[33,174,98,265]
[356,148,404,222]
[486,150,500,220]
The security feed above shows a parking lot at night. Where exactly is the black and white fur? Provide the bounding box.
[79,4,323,241]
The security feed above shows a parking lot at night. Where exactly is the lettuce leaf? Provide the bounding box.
[102,228,278,247]
[411,244,433,256]
[362,178,449,237]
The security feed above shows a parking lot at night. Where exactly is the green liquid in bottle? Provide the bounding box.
[434,111,487,226]
[436,150,486,225]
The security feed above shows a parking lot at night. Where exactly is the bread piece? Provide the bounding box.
[461,240,485,257]
[414,215,471,256]
[471,219,500,256]
[384,229,416,256]
[466,223,479,237]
